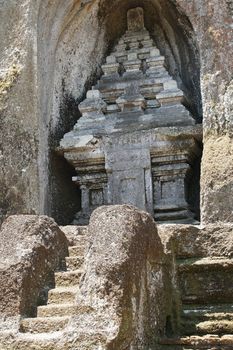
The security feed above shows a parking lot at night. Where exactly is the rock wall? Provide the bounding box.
[174,0,233,223]
[0,0,39,222]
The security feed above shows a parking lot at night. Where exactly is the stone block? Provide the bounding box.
[150,48,160,57]
[106,55,116,64]
[178,257,233,303]
[156,89,184,105]
[127,52,138,61]
[164,80,178,90]
[79,205,166,348]
[116,83,146,111]
[129,41,139,49]
[141,39,154,47]
[127,7,145,32]
[86,89,101,99]
[102,62,119,75]
[147,56,165,68]
[0,215,68,318]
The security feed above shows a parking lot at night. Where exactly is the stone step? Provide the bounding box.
[55,269,83,287]
[48,286,79,304]
[159,335,233,349]
[68,245,86,257]
[178,257,233,273]
[65,256,84,271]
[16,330,107,349]
[37,303,93,318]
[19,316,69,334]
[154,209,192,222]
[181,320,233,335]
[16,331,63,349]
[69,235,88,245]
[60,225,88,236]
[37,303,76,317]
[182,304,233,321]
[159,346,233,350]
[60,225,88,246]
[178,257,233,303]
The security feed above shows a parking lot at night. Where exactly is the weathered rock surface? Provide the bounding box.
[0,215,68,323]
[174,0,233,224]
[158,223,233,258]
[1,212,233,349]
[158,223,233,349]
[0,206,168,349]
[201,135,233,223]
[76,205,166,349]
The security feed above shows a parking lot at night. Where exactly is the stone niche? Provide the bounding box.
[60,7,202,225]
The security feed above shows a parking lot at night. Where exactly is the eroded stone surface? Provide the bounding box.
[0,206,168,350]
[66,205,166,349]
[158,223,233,348]
[0,216,68,319]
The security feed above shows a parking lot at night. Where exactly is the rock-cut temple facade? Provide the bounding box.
[0,1,233,349]
[60,7,202,225]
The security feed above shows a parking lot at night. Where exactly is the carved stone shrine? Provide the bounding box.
[60,7,202,224]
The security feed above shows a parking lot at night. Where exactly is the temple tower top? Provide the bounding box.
[127,7,145,32]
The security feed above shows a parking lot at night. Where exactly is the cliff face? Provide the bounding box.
[0,0,232,224]
[176,0,233,223]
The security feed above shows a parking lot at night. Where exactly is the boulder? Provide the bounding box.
[73,205,166,349]
[0,215,68,322]
[158,223,233,258]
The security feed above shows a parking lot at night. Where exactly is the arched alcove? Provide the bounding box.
[37,0,108,224]
[37,0,202,224]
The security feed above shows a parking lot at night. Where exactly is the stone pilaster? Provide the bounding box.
[151,139,200,223]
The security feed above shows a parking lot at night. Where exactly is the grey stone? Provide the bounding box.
[0,215,68,319]
[78,205,166,349]
[127,7,145,32]
[60,8,199,225]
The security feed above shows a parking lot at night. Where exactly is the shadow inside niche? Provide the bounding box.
[186,146,203,222]
[48,92,82,226]
[48,67,103,224]
[49,151,81,226]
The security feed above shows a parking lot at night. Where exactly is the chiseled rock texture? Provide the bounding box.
[0,215,68,325]
[201,135,233,223]
[158,223,233,258]
[157,223,233,349]
[76,205,166,349]
[178,0,233,224]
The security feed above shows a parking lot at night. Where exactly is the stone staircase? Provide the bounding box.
[160,256,233,349]
[19,226,88,336]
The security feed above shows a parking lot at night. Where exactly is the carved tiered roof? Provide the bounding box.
[61,8,195,148]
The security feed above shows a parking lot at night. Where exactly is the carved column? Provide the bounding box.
[72,156,107,224]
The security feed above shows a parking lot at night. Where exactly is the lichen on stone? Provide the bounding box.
[0,63,22,107]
